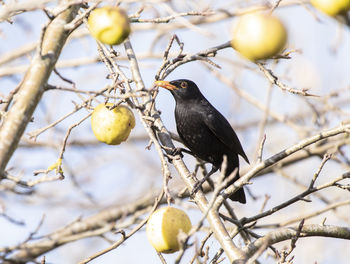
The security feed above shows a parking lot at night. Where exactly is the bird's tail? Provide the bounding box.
[225,163,246,204]
[228,185,246,204]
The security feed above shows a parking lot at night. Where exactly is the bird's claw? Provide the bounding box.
[163,147,184,163]
[160,145,184,162]
[191,178,205,196]
[190,167,218,196]
[170,147,184,158]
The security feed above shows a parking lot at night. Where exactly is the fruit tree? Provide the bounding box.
[0,1,349,263]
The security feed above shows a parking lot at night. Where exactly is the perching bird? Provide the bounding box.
[155,79,249,203]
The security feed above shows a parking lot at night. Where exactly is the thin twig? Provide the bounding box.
[79,190,165,264]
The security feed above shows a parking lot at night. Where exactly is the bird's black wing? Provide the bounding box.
[204,109,249,164]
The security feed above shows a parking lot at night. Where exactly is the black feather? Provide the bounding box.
[160,79,249,203]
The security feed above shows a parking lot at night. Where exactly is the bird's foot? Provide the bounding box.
[162,146,194,158]
[190,166,218,196]
[170,147,185,157]
[191,178,206,196]
[162,146,184,163]
[171,147,195,157]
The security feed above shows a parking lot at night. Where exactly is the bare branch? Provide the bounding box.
[244,224,350,258]
[0,2,82,174]
[219,122,350,207]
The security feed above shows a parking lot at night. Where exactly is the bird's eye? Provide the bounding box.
[180,82,188,89]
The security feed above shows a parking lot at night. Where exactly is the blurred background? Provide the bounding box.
[0,0,350,263]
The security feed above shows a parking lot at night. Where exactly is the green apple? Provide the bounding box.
[146,207,192,253]
[88,6,131,45]
[311,0,350,16]
[231,13,287,61]
[91,103,135,145]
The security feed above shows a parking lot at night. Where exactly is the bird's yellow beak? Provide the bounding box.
[154,80,178,90]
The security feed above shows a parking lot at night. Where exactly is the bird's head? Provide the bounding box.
[154,79,203,101]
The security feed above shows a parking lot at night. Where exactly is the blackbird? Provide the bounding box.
[155,79,249,203]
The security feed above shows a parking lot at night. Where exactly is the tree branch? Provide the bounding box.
[123,39,247,263]
[244,224,350,258]
[0,1,82,175]
[217,121,350,207]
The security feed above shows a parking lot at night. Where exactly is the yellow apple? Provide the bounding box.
[146,207,192,253]
[311,0,350,16]
[231,13,287,61]
[91,103,135,145]
[88,6,131,45]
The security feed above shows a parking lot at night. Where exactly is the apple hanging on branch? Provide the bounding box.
[88,6,131,45]
[311,0,350,16]
[91,103,135,145]
[231,12,288,61]
[146,207,192,253]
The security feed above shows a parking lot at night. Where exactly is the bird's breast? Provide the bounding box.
[175,105,230,166]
